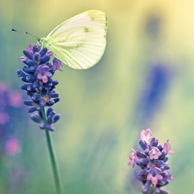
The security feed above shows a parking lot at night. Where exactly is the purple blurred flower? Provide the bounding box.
[128,128,174,193]
[0,83,23,127]
[0,112,9,124]
[9,164,28,194]
[136,63,171,126]
[0,83,24,157]
[5,137,21,156]
[8,92,23,107]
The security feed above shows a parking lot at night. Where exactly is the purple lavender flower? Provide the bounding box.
[0,83,24,156]
[128,128,174,194]
[5,137,21,156]
[136,64,171,126]
[36,65,53,83]
[17,44,62,131]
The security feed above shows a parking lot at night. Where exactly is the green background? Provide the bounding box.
[1,0,194,193]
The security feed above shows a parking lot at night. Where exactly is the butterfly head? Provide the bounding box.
[37,37,48,49]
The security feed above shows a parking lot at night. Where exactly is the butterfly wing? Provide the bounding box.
[41,10,108,69]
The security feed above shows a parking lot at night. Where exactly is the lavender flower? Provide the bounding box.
[0,83,23,156]
[5,137,21,156]
[17,44,62,131]
[136,64,171,127]
[128,128,174,194]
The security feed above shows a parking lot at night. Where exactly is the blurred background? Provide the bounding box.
[1,0,194,193]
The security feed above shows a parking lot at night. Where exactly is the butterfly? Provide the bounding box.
[38,10,108,70]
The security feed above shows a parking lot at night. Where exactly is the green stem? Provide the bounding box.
[41,108,63,194]
[150,186,154,194]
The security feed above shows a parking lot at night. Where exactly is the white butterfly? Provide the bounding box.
[38,10,108,69]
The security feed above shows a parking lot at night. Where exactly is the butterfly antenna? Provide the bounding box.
[25,31,40,41]
[11,29,40,41]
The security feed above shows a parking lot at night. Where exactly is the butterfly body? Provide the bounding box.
[38,10,108,69]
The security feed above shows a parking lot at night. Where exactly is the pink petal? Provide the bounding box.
[163,140,175,154]
[140,128,152,142]
[147,173,152,180]
[37,74,42,79]
[151,176,158,185]
[46,72,52,77]
[42,76,48,83]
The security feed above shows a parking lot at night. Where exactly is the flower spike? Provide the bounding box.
[128,128,174,193]
[17,44,62,131]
